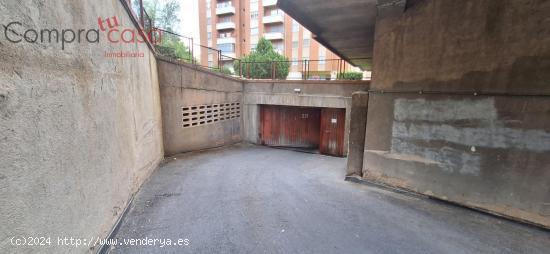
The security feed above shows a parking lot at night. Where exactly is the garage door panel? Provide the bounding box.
[260,105,320,148]
[320,108,346,157]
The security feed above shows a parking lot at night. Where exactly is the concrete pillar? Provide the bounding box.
[346,91,369,177]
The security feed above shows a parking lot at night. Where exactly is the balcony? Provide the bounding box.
[217,37,236,44]
[216,22,236,30]
[220,52,236,59]
[216,5,235,15]
[264,32,284,40]
[263,0,277,7]
[262,14,284,24]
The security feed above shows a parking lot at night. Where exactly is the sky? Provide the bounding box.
[178,0,200,44]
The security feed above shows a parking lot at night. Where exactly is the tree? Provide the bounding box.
[138,0,194,62]
[136,0,180,32]
[235,38,290,79]
[155,33,194,62]
[158,0,180,32]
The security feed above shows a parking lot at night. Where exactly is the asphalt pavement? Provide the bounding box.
[108,144,550,254]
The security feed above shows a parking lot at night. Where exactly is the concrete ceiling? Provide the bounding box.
[278,0,407,70]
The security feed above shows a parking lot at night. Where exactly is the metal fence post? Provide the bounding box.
[139,0,145,27]
[238,60,242,78]
[218,50,221,70]
[273,62,277,80]
[306,60,310,80]
[302,60,306,80]
[271,62,275,79]
[189,38,194,63]
[337,59,342,79]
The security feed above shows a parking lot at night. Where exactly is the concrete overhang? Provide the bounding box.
[277,0,407,70]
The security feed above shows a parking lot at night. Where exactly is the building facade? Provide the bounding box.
[198,0,352,79]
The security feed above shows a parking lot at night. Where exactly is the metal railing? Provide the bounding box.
[127,0,154,34]
[154,29,194,62]
[235,59,362,80]
[126,1,368,80]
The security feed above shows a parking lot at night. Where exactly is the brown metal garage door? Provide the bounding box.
[320,108,346,157]
[260,105,346,157]
[260,105,321,148]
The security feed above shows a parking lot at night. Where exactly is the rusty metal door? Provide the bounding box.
[320,108,346,156]
[260,105,321,148]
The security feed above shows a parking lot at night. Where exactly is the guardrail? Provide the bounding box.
[151,30,370,80]
[127,0,153,34]
[126,0,368,80]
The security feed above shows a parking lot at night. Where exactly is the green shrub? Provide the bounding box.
[235,38,290,79]
[212,66,234,75]
[155,35,195,63]
[337,72,363,80]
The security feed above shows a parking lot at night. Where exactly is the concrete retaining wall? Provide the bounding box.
[346,92,369,176]
[157,63,369,156]
[363,0,550,227]
[242,80,370,155]
[0,1,164,253]
[157,57,243,156]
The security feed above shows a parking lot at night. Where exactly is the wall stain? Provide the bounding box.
[485,0,504,36]
[391,55,550,94]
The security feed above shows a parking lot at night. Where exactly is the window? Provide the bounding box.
[218,43,235,53]
[269,25,284,33]
[250,19,258,28]
[303,38,310,47]
[273,42,284,51]
[292,58,298,66]
[292,41,299,48]
[319,47,326,65]
[216,1,232,8]
[250,27,258,35]
[250,11,259,19]
[249,35,258,52]
[207,17,211,25]
[207,32,211,39]
[219,32,232,38]
[271,9,283,16]
[319,56,326,65]
[302,49,309,58]
[292,20,299,32]
[250,0,258,11]
[250,35,259,43]
[219,16,232,23]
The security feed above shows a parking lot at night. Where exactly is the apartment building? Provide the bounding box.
[198,0,352,79]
